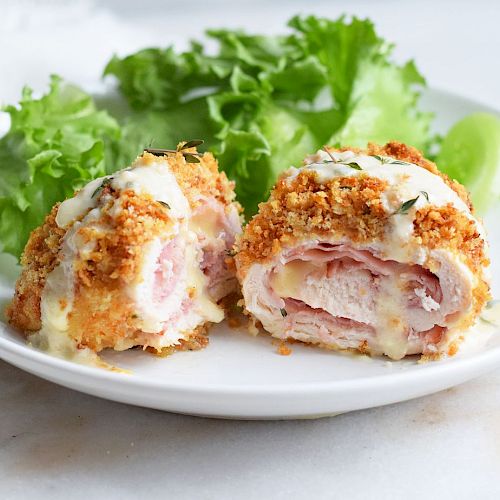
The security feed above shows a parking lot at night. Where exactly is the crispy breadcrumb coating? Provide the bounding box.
[236,173,389,274]
[140,150,240,212]
[413,204,488,273]
[6,205,65,332]
[236,142,485,276]
[76,189,174,286]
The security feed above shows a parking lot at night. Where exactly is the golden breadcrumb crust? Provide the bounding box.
[236,141,485,276]
[413,204,490,324]
[6,206,65,332]
[236,174,389,275]
[413,205,488,273]
[76,189,174,286]
[7,146,237,353]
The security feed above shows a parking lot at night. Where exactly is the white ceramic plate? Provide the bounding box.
[1,88,499,419]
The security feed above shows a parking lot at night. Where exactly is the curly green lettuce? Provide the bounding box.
[104,15,433,215]
[10,14,493,262]
[0,75,120,257]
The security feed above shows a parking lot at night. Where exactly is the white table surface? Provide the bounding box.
[1,1,500,498]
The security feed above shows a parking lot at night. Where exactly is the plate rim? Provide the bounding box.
[2,321,500,395]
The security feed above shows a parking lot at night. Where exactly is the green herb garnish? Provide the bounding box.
[145,139,204,163]
[343,161,362,170]
[157,200,171,209]
[394,196,420,215]
[91,177,113,199]
[322,147,336,163]
[390,160,412,166]
[183,153,200,163]
[394,191,429,215]
[322,147,363,170]
[280,308,288,317]
[372,155,411,166]
[180,139,204,150]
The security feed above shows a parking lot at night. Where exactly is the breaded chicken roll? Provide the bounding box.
[7,147,241,361]
[236,142,490,360]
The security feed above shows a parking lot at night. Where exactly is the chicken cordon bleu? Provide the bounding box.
[236,142,490,360]
[7,147,242,362]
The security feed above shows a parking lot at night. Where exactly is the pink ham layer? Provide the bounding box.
[195,198,241,301]
[147,198,240,335]
[263,243,462,357]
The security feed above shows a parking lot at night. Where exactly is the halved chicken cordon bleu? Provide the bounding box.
[7,146,242,362]
[235,142,490,360]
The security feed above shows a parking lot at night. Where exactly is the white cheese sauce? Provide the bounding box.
[298,150,471,213]
[111,160,190,219]
[55,177,104,228]
[56,157,190,229]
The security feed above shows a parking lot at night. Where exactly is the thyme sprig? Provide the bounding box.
[394,196,419,215]
[393,191,429,215]
[157,200,171,209]
[343,161,363,170]
[322,146,336,162]
[145,139,204,163]
[91,177,113,198]
[321,147,363,170]
[372,155,412,166]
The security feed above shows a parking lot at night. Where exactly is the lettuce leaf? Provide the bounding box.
[437,113,500,213]
[105,15,432,216]
[288,15,432,149]
[0,15,437,260]
[0,75,120,257]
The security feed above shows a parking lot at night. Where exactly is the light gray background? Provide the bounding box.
[1,1,500,499]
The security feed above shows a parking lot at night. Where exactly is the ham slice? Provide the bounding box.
[241,241,471,359]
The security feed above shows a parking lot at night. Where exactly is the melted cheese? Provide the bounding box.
[185,242,224,323]
[189,210,221,239]
[270,261,320,298]
[30,266,100,366]
[374,275,409,360]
